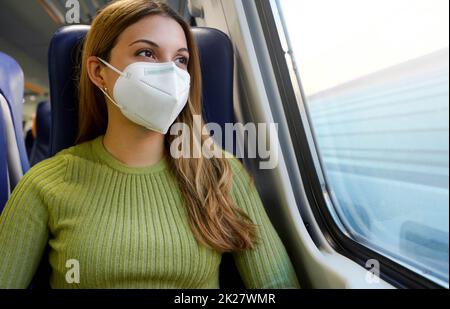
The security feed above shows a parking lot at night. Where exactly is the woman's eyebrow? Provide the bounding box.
[129,39,189,54]
[129,39,159,47]
[178,48,189,54]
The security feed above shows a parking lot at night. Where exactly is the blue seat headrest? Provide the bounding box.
[48,25,235,155]
[0,52,29,172]
[193,27,235,137]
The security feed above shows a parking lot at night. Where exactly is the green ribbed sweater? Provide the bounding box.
[0,136,300,289]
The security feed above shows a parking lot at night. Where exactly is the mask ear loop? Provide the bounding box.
[98,86,121,109]
[97,57,127,77]
[97,57,126,109]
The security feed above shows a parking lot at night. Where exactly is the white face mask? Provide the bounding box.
[97,57,191,134]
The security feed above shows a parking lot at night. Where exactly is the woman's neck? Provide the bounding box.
[102,122,166,168]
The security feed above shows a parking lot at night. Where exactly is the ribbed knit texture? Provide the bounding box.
[0,135,300,289]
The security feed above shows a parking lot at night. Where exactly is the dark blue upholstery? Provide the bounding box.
[0,104,9,211]
[48,25,89,156]
[25,129,34,159]
[41,25,242,288]
[30,101,51,166]
[49,26,235,155]
[193,27,235,148]
[0,52,29,173]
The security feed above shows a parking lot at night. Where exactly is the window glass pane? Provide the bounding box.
[277,0,449,286]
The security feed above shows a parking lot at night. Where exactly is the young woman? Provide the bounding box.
[0,0,300,289]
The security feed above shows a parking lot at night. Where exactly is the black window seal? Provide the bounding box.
[253,0,444,289]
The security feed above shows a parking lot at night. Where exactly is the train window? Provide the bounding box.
[276,0,449,286]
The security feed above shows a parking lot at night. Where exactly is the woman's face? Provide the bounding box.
[88,14,189,95]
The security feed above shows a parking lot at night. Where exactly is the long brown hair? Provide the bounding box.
[77,0,258,253]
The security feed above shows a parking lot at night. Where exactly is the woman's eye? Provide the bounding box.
[175,56,189,65]
[137,49,155,58]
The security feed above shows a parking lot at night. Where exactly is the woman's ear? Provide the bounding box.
[86,56,107,89]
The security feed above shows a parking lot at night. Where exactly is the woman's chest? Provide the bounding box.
[46,172,222,287]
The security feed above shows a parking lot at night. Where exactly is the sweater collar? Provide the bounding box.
[91,135,168,175]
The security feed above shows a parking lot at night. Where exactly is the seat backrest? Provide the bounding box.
[0,103,10,211]
[0,52,29,177]
[46,25,243,289]
[29,101,51,166]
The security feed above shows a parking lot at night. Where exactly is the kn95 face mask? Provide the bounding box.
[97,57,191,134]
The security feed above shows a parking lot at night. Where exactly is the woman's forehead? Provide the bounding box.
[117,15,188,50]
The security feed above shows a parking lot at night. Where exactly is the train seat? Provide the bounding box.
[0,52,29,212]
[0,103,9,210]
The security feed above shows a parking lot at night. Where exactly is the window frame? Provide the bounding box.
[253,0,445,289]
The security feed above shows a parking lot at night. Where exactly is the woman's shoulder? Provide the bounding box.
[222,150,243,172]
[222,152,263,214]
[19,138,98,188]
[11,150,69,200]
[222,151,254,188]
